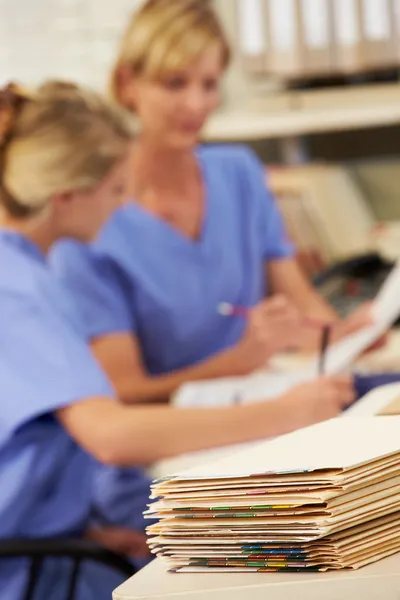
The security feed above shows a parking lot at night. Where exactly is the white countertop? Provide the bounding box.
[204,85,400,142]
[113,552,400,600]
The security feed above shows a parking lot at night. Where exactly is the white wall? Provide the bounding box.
[0,0,143,90]
[0,0,274,107]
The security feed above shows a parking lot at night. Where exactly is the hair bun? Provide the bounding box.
[0,82,31,150]
[37,80,79,98]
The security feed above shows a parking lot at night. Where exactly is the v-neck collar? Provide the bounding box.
[123,150,212,251]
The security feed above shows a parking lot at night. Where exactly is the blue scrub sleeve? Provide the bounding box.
[241,148,295,260]
[0,291,114,445]
[91,464,152,531]
[50,242,135,340]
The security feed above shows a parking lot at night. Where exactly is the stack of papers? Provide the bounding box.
[146,418,400,573]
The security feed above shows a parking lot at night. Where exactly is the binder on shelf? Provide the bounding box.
[360,0,396,69]
[265,0,305,77]
[236,0,400,78]
[393,0,400,60]
[300,0,335,76]
[236,0,268,74]
[267,164,376,265]
[332,0,365,73]
[270,180,329,276]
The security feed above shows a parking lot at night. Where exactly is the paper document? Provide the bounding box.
[308,261,400,376]
[173,372,310,409]
[162,417,400,479]
[377,395,400,416]
[345,383,400,417]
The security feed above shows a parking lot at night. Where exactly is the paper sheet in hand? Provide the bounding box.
[306,261,400,376]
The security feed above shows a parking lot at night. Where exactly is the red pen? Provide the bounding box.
[218,302,248,318]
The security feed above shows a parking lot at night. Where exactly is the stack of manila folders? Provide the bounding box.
[146,418,400,573]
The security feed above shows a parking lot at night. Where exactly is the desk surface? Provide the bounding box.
[113,553,400,600]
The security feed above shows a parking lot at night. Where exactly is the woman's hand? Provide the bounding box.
[227,296,303,374]
[332,302,390,352]
[334,303,375,339]
[287,302,380,352]
[86,526,151,559]
[278,375,356,431]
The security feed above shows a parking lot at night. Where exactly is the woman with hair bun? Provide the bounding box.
[0,80,354,599]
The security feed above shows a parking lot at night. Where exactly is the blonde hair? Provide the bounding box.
[0,80,134,218]
[111,0,231,105]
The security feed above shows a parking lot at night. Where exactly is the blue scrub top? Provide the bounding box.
[51,145,294,376]
[0,230,128,600]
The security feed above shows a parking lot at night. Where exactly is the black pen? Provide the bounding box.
[318,325,331,376]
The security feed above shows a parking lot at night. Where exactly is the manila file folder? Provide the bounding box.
[378,395,400,416]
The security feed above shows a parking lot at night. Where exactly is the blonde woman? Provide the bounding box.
[51,0,371,406]
[0,82,354,600]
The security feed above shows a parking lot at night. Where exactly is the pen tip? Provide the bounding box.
[218,302,232,316]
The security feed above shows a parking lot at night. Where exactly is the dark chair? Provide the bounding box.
[0,538,136,600]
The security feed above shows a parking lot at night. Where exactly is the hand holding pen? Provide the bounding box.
[218,299,357,414]
[218,298,345,376]
[219,296,306,375]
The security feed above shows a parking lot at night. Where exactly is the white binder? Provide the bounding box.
[332,0,365,73]
[236,0,268,73]
[266,0,305,77]
[361,0,396,68]
[393,0,400,56]
[300,0,335,76]
[236,0,399,78]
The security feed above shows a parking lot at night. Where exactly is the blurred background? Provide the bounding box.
[3,0,400,285]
